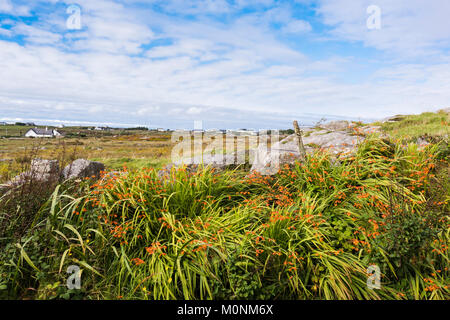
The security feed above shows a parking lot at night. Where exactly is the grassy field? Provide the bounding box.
[0,112,449,300]
[374,109,450,140]
[0,131,174,183]
[0,124,154,138]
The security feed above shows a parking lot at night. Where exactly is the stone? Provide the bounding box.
[416,137,429,147]
[1,158,106,193]
[318,120,353,132]
[62,159,105,180]
[250,131,365,175]
[1,159,60,191]
[359,125,382,135]
[31,159,59,176]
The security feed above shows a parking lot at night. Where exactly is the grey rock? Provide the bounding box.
[318,120,353,132]
[62,159,105,180]
[416,137,431,148]
[250,131,365,175]
[2,159,60,191]
[359,125,381,134]
[31,159,59,176]
[2,158,107,193]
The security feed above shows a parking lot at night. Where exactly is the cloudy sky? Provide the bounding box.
[0,0,449,129]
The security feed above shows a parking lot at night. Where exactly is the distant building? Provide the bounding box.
[25,128,62,138]
[205,129,227,135]
[26,122,36,126]
[0,122,7,125]
[226,129,258,136]
[95,126,111,131]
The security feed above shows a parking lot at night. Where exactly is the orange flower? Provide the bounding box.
[131,258,145,266]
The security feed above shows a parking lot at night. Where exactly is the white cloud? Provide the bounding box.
[316,0,450,57]
[0,0,30,16]
[13,23,62,44]
[136,106,160,116]
[186,107,203,115]
[0,27,11,36]
[282,19,312,33]
[0,0,13,12]
[157,0,232,15]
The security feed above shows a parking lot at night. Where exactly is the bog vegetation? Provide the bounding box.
[0,112,449,300]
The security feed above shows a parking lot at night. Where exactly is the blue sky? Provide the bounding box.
[0,0,449,129]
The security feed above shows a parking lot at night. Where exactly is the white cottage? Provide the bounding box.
[25,128,62,138]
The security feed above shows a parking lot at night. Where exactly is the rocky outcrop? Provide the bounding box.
[1,159,106,193]
[8,159,60,186]
[250,127,366,175]
[62,159,105,180]
[31,159,60,177]
[318,120,354,131]
[0,159,60,194]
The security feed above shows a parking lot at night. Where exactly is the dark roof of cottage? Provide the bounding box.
[28,128,55,135]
